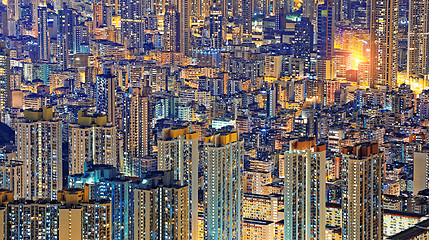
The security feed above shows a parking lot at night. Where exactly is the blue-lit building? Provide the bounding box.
[95,73,116,117]
[316,2,335,60]
[68,165,140,240]
[316,1,335,80]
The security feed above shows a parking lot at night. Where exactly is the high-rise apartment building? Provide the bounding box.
[69,110,117,175]
[316,0,335,81]
[38,5,48,60]
[7,0,19,23]
[0,188,111,239]
[203,131,244,240]
[73,25,90,54]
[341,142,383,240]
[242,219,275,240]
[93,0,104,28]
[208,7,222,49]
[242,0,252,35]
[242,193,284,222]
[16,107,62,201]
[388,218,429,239]
[96,73,117,124]
[0,159,23,199]
[157,125,199,239]
[370,0,399,87]
[179,0,191,55]
[58,189,111,240]
[120,0,144,50]
[284,137,326,239]
[294,17,314,75]
[134,172,189,240]
[163,6,180,52]
[267,87,276,117]
[123,87,152,175]
[326,203,417,238]
[69,165,138,240]
[407,0,429,76]
[0,42,10,123]
[306,79,324,103]
[190,0,210,19]
[56,34,69,70]
[58,3,77,68]
[358,61,371,87]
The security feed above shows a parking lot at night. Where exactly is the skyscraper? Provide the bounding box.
[69,165,138,240]
[341,142,383,240]
[203,131,243,240]
[123,87,152,174]
[0,42,10,123]
[284,138,326,239]
[294,17,314,75]
[316,0,335,81]
[242,0,252,35]
[209,7,223,49]
[407,0,429,76]
[58,3,77,69]
[58,189,112,239]
[56,34,69,70]
[370,0,399,87]
[69,110,117,175]
[303,0,316,23]
[38,5,48,60]
[73,25,90,54]
[267,87,276,117]
[93,0,104,28]
[120,0,144,50]
[134,172,189,240]
[157,125,199,239]
[95,73,117,123]
[16,107,62,201]
[163,6,180,52]
[179,0,191,55]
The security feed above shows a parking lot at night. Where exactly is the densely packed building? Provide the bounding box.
[0,0,428,238]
